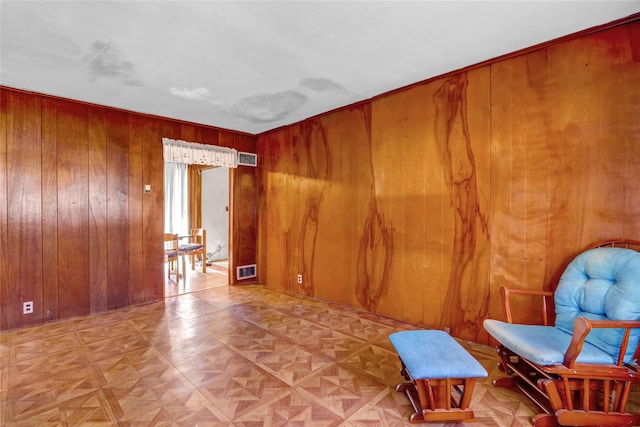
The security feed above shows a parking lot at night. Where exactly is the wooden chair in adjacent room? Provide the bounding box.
[179,228,207,273]
[164,233,181,283]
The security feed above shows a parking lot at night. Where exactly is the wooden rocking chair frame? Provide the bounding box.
[492,239,640,427]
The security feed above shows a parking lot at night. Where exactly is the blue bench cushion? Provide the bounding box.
[389,330,488,379]
[483,319,616,365]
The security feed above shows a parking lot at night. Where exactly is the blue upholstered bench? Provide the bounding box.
[389,330,488,423]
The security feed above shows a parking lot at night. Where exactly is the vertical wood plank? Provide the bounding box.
[106,110,130,309]
[129,114,145,305]
[180,123,195,143]
[41,97,59,323]
[624,22,640,238]
[4,91,43,329]
[142,118,164,302]
[294,119,327,296]
[194,126,219,146]
[489,56,531,322]
[310,108,366,307]
[88,106,108,314]
[370,86,430,325]
[234,134,256,153]
[230,165,257,284]
[57,100,90,319]
[344,104,375,309]
[0,89,9,329]
[257,126,300,292]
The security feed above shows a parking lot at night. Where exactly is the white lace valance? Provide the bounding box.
[162,138,238,168]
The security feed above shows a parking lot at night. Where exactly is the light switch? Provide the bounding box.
[144,184,151,194]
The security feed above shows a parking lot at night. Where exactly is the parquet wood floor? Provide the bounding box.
[2,285,638,426]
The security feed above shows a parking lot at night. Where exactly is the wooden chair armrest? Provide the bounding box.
[500,286,554,324]
[563,317,640,368]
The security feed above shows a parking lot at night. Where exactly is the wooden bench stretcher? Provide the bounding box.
[389,330,488,423]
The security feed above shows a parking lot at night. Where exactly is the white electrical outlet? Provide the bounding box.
[23,301,33,314]
[297,274,303,284]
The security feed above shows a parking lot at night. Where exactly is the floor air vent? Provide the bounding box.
[236,264,257,280]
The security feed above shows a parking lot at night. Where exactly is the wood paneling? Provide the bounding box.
[257,19,640,344]
[0,88,257,330]
[230,166,257,284]
[128,114,145,305]
[56,100,90,319]
[141,118,165,304]
[258,71,491,342]
[106,110,130,309]
[489,21,640,325]
[0,89,8,328]
[42,98,59,322]
[88,106,108,314]
[2,91,44,329]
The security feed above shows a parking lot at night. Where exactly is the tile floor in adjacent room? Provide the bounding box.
[4,282,629,426]
[165,259,229,297]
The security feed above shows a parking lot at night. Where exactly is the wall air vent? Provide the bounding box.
[236,264,257,280]
[238,152,258,167]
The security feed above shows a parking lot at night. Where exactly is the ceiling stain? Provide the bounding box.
[86,40,143,86]
[232,90,307,123]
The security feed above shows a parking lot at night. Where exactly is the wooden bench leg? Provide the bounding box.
[396,378,478,423]
[459,378,476,409]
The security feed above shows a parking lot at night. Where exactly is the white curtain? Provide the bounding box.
[162,137,238,168]
[164,162,189,235]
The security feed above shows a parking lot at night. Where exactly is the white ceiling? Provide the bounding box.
[2,1,639,135]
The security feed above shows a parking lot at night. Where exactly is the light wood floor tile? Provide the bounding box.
[295,364,389,419]
[232,389,343,427]
[196,362,291,420]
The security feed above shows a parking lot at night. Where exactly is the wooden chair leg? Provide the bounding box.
[541,379,565,413]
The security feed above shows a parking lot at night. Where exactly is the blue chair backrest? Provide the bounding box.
[554,247,640,363]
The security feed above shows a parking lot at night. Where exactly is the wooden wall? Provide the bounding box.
[0,89,256,331]
[256,19,640,343]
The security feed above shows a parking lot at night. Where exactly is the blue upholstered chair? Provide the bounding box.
[484,240,640,427]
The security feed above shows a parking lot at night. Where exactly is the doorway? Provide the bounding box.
[201,166,230,287]
[164,163,230,297]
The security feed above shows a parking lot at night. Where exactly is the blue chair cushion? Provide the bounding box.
[555,247,640,363]
[483,319,616,365]
[179,243,203,252]
[389,330,487,379]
